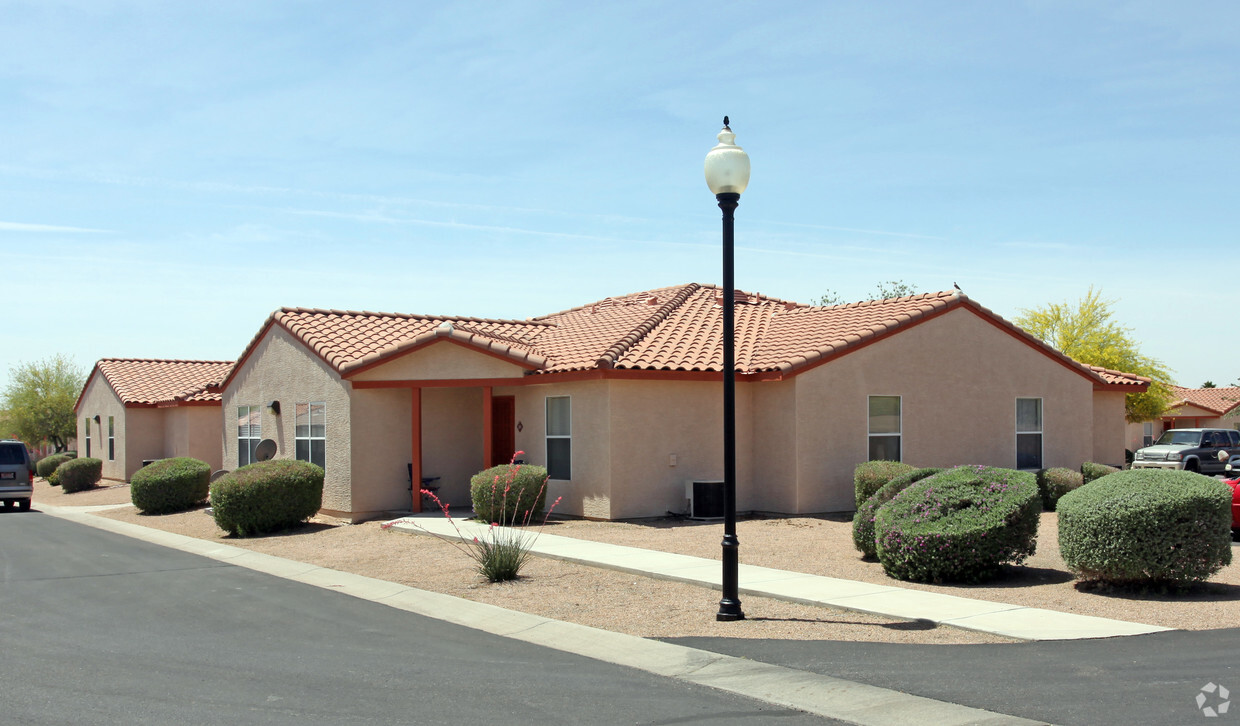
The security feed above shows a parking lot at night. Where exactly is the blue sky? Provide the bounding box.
[3,1,1237,390]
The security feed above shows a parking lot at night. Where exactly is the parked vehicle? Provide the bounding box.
[1222,475,1240,533]
[0,440,34,511]
[1131,428,1240,474]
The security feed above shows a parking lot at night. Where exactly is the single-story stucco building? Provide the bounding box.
[74,358,233,481]
[1126,385,1240,451]
[216,283,1146,522]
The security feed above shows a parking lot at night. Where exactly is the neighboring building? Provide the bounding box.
[74,359,234,481]
[1127,385,1240,451]
[218,284,1145,522]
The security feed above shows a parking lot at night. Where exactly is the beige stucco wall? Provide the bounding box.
[349,387,414,517]
[222,327,352,512]
[751,379,799,513]
[75,375,128,481]
[123,408,166,480]
[350,341,528,381]
[422,387,485,507]
[1091,391,1127,467]
[789,307,1097,513]
[504,380,613,519]
[163,406,225,472]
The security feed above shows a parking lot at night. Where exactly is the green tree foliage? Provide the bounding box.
[815,280,917,307]
[1202,381,1217,388]
[1014,287,1173,423]
[0,354,84,452]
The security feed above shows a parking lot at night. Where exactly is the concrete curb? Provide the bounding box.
[42,505,1048,726]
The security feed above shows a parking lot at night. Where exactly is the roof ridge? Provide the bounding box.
[595,283,701,369]
[99,357,234,365]
[811,290,957,310]
[277,306,555,327]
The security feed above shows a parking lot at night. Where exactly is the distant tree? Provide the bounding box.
[1,354,84,452]
[1015,287,1174,424]
[815,280,917,307]
[1202,381,1217,388]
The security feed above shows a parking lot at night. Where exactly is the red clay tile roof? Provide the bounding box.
[77,358,234,410]
[220,284,1146,391]
[1170,385,1240,415]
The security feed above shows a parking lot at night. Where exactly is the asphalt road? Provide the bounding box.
[673,620,1240,725]
[0,511,840,726]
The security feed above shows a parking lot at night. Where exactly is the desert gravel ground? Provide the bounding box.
[32,478,1240,641]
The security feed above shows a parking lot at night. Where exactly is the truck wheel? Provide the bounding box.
[18,499,30,512]
[1185,460,1200,473]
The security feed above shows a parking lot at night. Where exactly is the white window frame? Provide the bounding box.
[867,395,902,462]
[107,416,115,461]
[238,405,261,467]
[545,396,571,480]
[295,401,326,470]
[84,418,91,458]
[1016,397,1043,470]
[1143,422,1154,448]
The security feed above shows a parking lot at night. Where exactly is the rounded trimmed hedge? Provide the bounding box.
[852,467,943,560]
[131,457,210,514]
[36,453,73,479]
[58,457,103,493]
[875,465,1040,583]
[470,463,549,524]
[1036,467,1084,511]
[210,459,324,537]
[1057,469,1232,585]
[854,460,915,508]
[1081,461,1119,485]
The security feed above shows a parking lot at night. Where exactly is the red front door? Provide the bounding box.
[491,396,516,467]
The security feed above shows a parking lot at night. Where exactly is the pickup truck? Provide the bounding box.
[1131,428,1240,475]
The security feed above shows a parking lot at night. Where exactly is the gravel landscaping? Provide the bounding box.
[32,477,1240,642]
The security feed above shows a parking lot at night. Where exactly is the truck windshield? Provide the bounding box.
[1154,431,1203,446]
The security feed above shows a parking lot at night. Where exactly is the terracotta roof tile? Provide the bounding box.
[1171,385,1240,415]
[219,284,1148,391]
[87,359,234,407]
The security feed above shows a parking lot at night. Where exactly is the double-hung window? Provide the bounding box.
[295,402,326,470]
[238,406,261,467]
[1016,398,1043,470]
[868,396,901,461]
[546,396,571,480]
[85,418,91,457]
[1143,422,1154,448]
[108,416,115,461]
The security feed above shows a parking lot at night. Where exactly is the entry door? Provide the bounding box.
[491,396,516,467]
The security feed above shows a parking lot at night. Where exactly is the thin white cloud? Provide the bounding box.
[757,219,948,241]
[0,221,111,233]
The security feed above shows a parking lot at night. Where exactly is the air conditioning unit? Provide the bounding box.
[685,480,725,520]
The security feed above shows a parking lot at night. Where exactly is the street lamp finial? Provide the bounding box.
[723,115,730,129]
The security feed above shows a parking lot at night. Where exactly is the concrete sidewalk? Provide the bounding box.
[386,514,1170,641]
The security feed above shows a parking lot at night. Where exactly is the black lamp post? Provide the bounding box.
[704,117,749,622]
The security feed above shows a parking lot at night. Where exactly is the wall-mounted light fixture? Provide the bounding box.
[267,400,281,415]
[93,415,101,424]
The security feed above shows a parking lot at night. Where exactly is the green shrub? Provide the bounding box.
[852,467,943,560]
[58,457,103,493]
[854,460,916,508]
[1081,461,1119,485]
[875,465,1040,583]
[470,463,550,524]
[210,459,324,537]
[1036,467,1084,511]
[47,467,62,487]
[36,453,73,479]
[1057,469,1232,586]
[130,457,210,514]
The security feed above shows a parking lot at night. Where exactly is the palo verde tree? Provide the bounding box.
[1,354,85,452]
[815,280,918,307]
[1014,287,1173,423]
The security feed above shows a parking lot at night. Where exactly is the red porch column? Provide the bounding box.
[482,386,494,468]
[411,387,422,514]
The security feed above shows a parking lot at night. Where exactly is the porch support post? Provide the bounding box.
[482,386,494,468]
[411,387,422,513]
